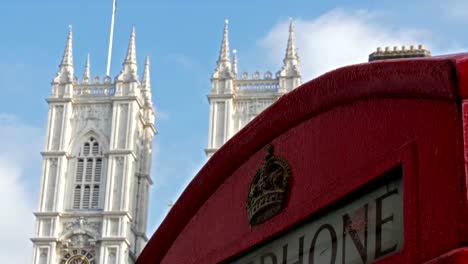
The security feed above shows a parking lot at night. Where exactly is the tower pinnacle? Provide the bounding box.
[117,26,139,82]
[142,56,151,90]
[124,26,137,65]
[60,25,74,67]
[141,56,153,106]
[232,49,238,78]
[82,54,90,84]
[53,25,74,84]
[218,19,231,64]
[213,19,232,78]
[284,18,298,63]
[279,18,301,92]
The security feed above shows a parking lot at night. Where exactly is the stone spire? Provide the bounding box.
[218,19,230,65]
[61,25,74,67]
[141,56,153,106]
[124,26,137,65]
[213,19,232,78]
[283,18,299,66]
[232,49,238,78]
[278,18,301,93]
[142,56,151,91]
[117,26,138,82]
[53,25,74,84]
[141,56,154,126]
[82,54,90,84]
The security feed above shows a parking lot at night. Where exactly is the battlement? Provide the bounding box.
[236,80,279,91]
[74,84,116,97]
[79,75,113,85]
[369,44,431,62]
[236,71,280,91]
[239,71,277,81]
[72,76,115,97]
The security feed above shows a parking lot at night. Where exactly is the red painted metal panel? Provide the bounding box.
[137,54,468,264]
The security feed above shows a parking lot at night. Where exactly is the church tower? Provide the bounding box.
[206,19,301,157]
[31,26,156,264]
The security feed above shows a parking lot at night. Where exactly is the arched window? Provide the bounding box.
[72,137,103,210]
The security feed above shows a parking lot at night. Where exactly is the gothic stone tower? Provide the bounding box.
[31,26,156,264]
[206,19,301,158]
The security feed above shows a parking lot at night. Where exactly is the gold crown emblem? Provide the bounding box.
[246,144,291,225]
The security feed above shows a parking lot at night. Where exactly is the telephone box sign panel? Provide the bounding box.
[231,169,403,264]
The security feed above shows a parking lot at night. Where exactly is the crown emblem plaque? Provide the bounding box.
[246,144,291,225]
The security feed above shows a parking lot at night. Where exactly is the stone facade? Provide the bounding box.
[31,26,156,264]
[206,20,302,157]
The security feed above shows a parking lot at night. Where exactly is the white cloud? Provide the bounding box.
[260,9,432,81]
[0,113,43,263]
[0,158,35,262]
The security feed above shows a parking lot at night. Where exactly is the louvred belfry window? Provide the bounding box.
[72,137,103,209]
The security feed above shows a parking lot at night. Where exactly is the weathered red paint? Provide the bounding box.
[137,54,468,264]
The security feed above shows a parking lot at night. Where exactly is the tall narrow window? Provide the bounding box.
[82,185,90,208]
[92,185,100,208]
[72,137,103,210]
[76,159,84,182]
[73,186,81,209]
[85,158,93,182]
[83,143,90,156]
[95,158,102,182]
[92,143,99,155]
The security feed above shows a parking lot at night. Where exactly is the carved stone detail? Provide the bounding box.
[234,100,273,115]
[50,158,58,167]
[70,104,112,141]
[246,144,291,225]
[60,217,101,240]
[116,156,124,166]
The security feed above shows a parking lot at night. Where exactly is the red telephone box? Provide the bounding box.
[137,54,468,263]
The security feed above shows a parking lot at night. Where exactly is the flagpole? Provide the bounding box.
[106,0,117,76]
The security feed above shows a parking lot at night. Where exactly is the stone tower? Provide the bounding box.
[30,26,156,264]
[206,19,301,157]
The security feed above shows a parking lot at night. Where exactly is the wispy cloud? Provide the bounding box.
[259,9,432,81]
[0,113,43,263]
[0,159,35,262]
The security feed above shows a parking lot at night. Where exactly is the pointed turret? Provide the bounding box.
[141,56,152,105]
[116,26,139,82]
[218,19,230,65]
[124,26,137,65]
[283,18,299,66]
[53,25,75,85]
[278,18,301,93]
[82,54,90,84]
[61,25,74,67]
[141,56,155,127]
[232,49,238,78]
[212,19,233,79]
[142,56,151,89]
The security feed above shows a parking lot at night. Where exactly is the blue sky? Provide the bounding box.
[1,0,468,262]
